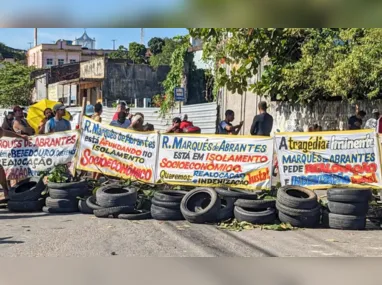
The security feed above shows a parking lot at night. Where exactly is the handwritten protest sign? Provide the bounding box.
[0,130,79,180]
[275,130,382,189]
[156,134,274,190]
[76,118,158,183]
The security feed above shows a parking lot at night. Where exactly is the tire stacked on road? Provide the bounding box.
[43,180,89,214]
[151,191,187,220]
[8,177,46,212]
[323,188,371,230]
[180,188,221,223]
[215,187,258,222]
[234,199,277,224]
[276,186,321,228]
[88,184,138,218]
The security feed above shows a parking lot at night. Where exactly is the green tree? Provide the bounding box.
[149,38,180,68]
[0,62,35,106]
[128,42,147,64]
[108,45,129,59]
[189,28,382,103]
[148,37,165,55]
[0,42,26,61]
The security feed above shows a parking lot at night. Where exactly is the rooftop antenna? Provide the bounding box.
[140,28,144,45]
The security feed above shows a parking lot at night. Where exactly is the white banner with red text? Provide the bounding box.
[0,130,79,180]
[275,130,382,189]
[76,117,158,183]
[156,134,274,190]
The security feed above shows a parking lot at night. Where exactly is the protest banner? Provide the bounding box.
[76,117,158,183]
[156,134,274,190]
[275,130,382,189]
[0,130,79,180]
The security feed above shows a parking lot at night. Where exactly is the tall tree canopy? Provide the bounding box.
[0,62,35,106]
[108,45,129,60]
[189,28,382,103]
[128,42,147,64]
[149,38,180,67]
[148,37,165,55]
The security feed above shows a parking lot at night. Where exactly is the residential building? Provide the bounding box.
[27,31,113,68]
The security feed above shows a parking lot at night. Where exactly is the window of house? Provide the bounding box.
[70,59,76,63]
[58,59,64,65]
[46,58,53,66]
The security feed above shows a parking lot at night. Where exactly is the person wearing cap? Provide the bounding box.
[85,104,95,118]
[45,103,71,134]
[365,109,380,130]
[13,106,35,136]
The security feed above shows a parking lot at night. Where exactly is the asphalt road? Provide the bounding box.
[1,209,381,257]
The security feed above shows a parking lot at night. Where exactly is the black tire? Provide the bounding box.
[215,188,258,200]
[234,199,276,210]
[93,205,135,218]
[180,188,221,223]
[78,199,94,214]
[217,197,235,221]
[45,197,78,209]
[9,177,45,201]
[151,198,181,210]
[8,199,45,212]
[48,187,89,199]
[153,191,188,202]
[86,195,102,210]
[278,211,320,228]
[324,212,366,230]
[151,204,184,220]
[234,206,276,224]
[275,201,321,217]
[96,184,137,208]
[42,206,78,214]
[327,188,372,203]
[277,186,317,209]
[328,201,369,216]
[118,210,152,220]
[47,180,88,190]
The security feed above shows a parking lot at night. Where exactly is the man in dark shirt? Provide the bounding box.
[348,110,366,130]
[250,101,273,136]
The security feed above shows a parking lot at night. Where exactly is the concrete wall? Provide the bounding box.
[220,87,382,135]
[102,62,170,104]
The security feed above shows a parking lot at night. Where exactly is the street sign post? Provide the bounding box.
[174,87,185,115]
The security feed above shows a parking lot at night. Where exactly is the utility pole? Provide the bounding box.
[140,28,144,45]
[27,42,33,49]
[112,39,117,50]
[34,28,38,47]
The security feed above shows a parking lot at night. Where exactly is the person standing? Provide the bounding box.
[13,106,35,136]
[348,110,366,130]
[218,110,243,135]
[365,109,380,130]
[129,113,145,131]
[45,103,71,134]
[85,104,95,118]
[2,112,14,132]
[166,117,183,133]
[110,112,131,129]
[38,108,53,134]
[250,101,273,136]
[91,103,103,123]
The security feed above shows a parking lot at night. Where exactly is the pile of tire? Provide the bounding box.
[276,185,321,228]
[323,188,371,230]
[43,180,89,214]
[8,177,46,212]
[151,191,187,220]
[86,184,151,220]
[215,188,276,224]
